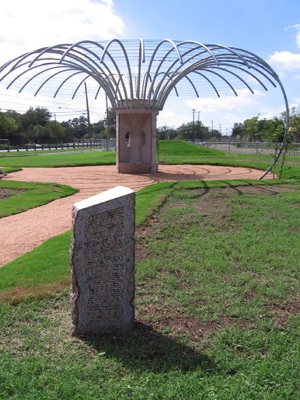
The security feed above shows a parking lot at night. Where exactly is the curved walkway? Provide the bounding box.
[1,164,269,267]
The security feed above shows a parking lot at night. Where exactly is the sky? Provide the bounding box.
[0,0,300,134]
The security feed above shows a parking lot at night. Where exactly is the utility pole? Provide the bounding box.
[84,82,91,137]
[192,109,195,142]
[106,93,110,140]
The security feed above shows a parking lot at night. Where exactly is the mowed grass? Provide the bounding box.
[0,150,116,168]
[1,179,300,399]
[1,141,300,398]
[1,140,299,179]
[158,141,300,179]
[0,180,78,218]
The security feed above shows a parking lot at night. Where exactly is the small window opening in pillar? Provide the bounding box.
[141,131,146,146]
[125,132,131,147]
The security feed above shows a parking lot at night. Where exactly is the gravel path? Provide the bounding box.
[0,164,269,267]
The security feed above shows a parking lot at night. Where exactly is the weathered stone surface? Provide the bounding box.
[70,186,135,336]
[116,105,159,173]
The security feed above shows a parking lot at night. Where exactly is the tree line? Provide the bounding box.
[158,108,300,143]
[0,107,116,146]
[1,105,299,146]
[230,107,300,142]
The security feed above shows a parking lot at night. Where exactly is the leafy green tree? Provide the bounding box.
[288,107,300,142]
[45,121,66,143]
[243,116,259,141]
[69,116,89,139]
[231,122,244,138]
[92,120,106,138]
[19,107,51,131]
[157,126,178,140]
[0,112,20,144]
[104,107,116,139]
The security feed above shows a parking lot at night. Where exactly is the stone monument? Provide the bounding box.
[70,186,135,336]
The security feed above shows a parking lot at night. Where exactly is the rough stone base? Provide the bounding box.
[118,162,158,174]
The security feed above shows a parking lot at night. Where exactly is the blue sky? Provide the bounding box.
[0,0,299,133]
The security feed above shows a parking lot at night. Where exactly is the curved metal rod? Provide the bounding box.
[18,65,71,94]
[157,63,238,106]
[51,71,85,98]
[211,66,255,94]
[29,44,70,68]
[60,40,101,63]
[153,59,220,106]
[207,43,251,69]
[5,60,71,91]
[227,48,290,178]
[259,78,290,179]
[136,38,144,98]
[60,48,126,104]
[143,39,185,101]
[214,64,267,92]
[148,43,225,102]
[184,75,200,97]
[6,48,48,74]
[220,58,277,89]
[177,41,220,65]
[191,71,220,97]
[94,41,131,104]
[95,84,102,100]
[60,41,129,103]
[5,63,62,91]
[147,40,214,99]
[0,54,27,75]
[100,39,134,100]
[68,75,89,100]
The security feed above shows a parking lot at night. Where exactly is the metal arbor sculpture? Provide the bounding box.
[0,39,289,175]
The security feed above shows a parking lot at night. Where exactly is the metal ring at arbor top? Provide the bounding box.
[0,39,290,178]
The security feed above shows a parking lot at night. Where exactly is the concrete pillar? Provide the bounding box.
[116,106,159,174]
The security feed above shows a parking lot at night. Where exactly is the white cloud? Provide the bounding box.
[0,0,125,65]
[268,24,300,75]
[297,32,300,48]
[284,24,300,48]
[185,89,265,113]
[156,89,277,130]
[268,51,300,72]
[158,109,190,128]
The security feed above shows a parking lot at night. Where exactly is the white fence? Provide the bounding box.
[0,139,116,153]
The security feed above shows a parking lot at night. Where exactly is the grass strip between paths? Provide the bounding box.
[0,180,78,218]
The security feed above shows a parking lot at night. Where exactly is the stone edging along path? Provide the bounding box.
[0,164,270,267]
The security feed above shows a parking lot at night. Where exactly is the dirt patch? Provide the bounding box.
[266,297,300,329]
[0,188,25,200]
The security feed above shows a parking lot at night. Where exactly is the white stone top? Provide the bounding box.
[73,186,134,211]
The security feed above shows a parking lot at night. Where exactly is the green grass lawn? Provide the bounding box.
[1,179,299,399]
[0,180,78,218]
[1,140,299,179]
[0,150,116,168]
[0,141,300,398]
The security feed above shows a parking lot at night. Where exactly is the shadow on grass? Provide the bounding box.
[80,322,219,374]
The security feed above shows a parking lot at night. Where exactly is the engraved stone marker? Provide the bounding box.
[70,186,135,336]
